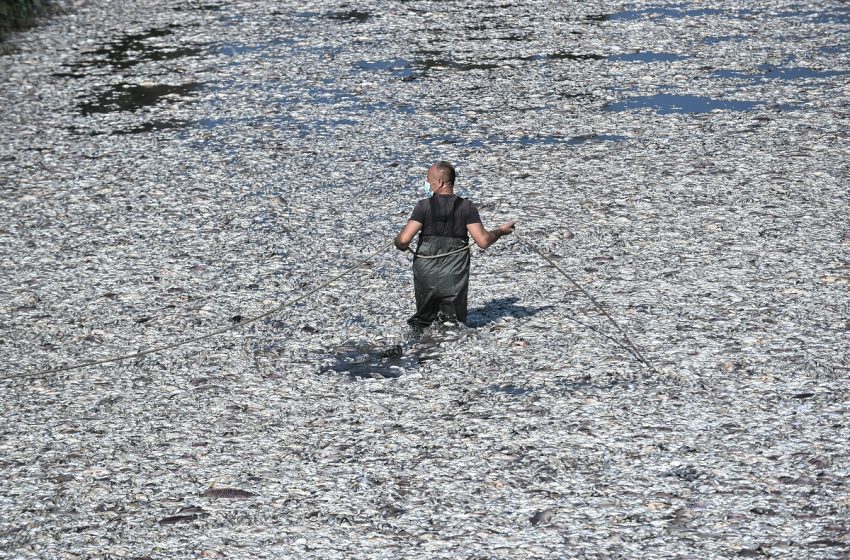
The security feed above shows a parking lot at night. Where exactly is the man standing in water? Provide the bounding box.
[395,161,516,330]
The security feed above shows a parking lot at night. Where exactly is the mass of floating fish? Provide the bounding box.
[1,0,848,557]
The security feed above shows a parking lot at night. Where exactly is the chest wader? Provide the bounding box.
[408,196,471,329]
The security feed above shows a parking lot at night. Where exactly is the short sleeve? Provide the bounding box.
[464,200,482,225]
[410,199,427,223]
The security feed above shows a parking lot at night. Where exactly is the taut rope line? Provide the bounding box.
[514,232,659,374]
[2,240,395,382]
[4,232,658,381]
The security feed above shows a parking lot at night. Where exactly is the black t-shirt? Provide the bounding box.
[410,194,482,240]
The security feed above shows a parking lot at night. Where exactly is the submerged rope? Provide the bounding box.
[2,240,394,382]
[514,232,658,374]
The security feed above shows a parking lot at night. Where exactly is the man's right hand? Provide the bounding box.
[499,221,517,236]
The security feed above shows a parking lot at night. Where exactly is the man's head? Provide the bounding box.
[427,161,456,193]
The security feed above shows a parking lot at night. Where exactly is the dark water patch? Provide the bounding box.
[413,52,500,72]
[67,25,202,71]
[321,342,419,379]
[820,45,845,54]
[52,71,86,79]
[714,65,850,82]
[605,93,761,114]
[609,52,685,63]
[523,51,605,63]
[324,9,371,23]
[79,82,200,116]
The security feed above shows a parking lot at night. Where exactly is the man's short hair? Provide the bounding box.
[432,161,456,185]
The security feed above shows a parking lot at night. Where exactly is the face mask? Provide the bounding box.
[421,180,433,198]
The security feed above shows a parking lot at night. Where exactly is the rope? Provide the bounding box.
[2,240,394,382]
[5,230,658,381]
[514,232,658,374]
[407,243,474,259]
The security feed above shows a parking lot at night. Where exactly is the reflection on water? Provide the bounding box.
[605,93,762,114]
[213,38,293,58]
[79,82,200,116]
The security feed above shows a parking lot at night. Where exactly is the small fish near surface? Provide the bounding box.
[158,506,208,525]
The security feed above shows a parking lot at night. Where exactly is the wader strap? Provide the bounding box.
[417,196,466,251]
[428,195,464,237]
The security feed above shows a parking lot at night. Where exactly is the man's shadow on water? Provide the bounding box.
[466,296,554,327]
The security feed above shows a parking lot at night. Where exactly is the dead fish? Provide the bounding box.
[378,344,403,358]
[530,508,556,526]
[158,514,200,525]
[202,488,255,499]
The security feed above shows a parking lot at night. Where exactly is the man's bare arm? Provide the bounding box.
[395,220,423,250]
[467,221,516,249]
